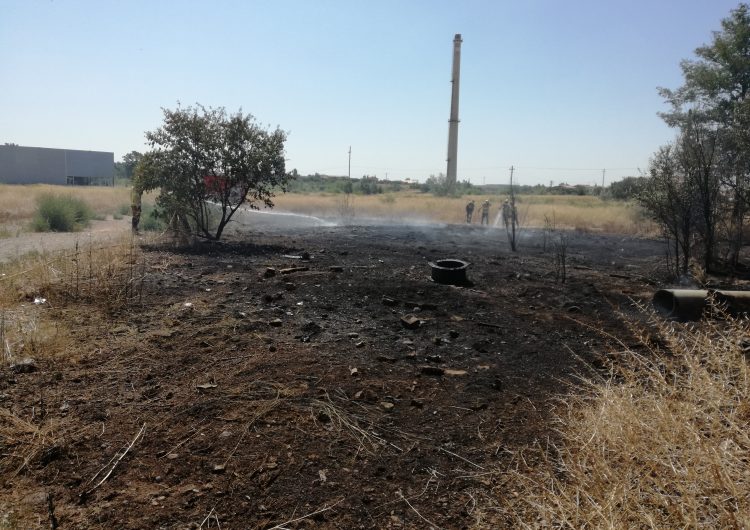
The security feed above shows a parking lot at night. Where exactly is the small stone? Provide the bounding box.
[269,318,283,327]
[382,296,398,306]
[421,366,445,376]
[347,332,359,338]
[355,341,365,348]
[280,266,309,275]
[263,268,277,278]
[380,402,395,412]
[22,491,48,506]
[400,314,420,330]
[10,358,37,374]
[212,464,226,474]
[301,321,323,336]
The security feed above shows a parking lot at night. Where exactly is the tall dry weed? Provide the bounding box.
[0,235,146,311]
[504,308,750,528]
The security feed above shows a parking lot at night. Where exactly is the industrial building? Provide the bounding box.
[0,144,114,186]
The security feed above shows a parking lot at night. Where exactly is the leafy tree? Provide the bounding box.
[134,104,288,241]
[357,175,382,195]
[645,3,750,273]
[122,151,143,179]
[680,115,721,272]
[422,173,477,196]
[114,151,144,180]
[608,176,648,200]
[421,173,449,196]
[639,144,697,276]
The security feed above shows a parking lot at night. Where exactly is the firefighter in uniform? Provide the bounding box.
[502,200,511,229]
[465,200,475,223]
[480,200,491,225]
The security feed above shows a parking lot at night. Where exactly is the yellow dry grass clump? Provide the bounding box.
[506,309,750,528]
[0,235,145,373]
[0,235,144,308]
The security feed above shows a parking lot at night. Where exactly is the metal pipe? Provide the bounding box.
[652,289,750,321]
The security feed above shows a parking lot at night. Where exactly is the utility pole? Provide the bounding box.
[348,146,351,181]
[508,165,517,252]
[601,168,606,188]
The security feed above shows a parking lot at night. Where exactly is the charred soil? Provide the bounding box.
[1,223,666,528]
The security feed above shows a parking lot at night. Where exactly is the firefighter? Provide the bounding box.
[480,200,491,225]
[502,200,511,228]
[465,200,475,223]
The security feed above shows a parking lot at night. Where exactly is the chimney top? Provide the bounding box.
[454,33,462,41]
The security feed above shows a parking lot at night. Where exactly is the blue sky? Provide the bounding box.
[0,0,744,185]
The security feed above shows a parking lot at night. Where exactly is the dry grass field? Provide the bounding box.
[0,185,653,236]
[275,191,655,234]
[0,184,131,225]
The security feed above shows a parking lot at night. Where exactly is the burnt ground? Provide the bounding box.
[1,217,668,529]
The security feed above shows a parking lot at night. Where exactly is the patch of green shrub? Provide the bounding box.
[31,194,94,232]
[140,204,166,232]
[118,203,131,216]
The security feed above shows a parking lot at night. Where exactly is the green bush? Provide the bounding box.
[118,203,131,216]
[31,194,94,232]
[140,204,166,232]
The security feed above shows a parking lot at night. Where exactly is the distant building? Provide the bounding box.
[0,144,114,186]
